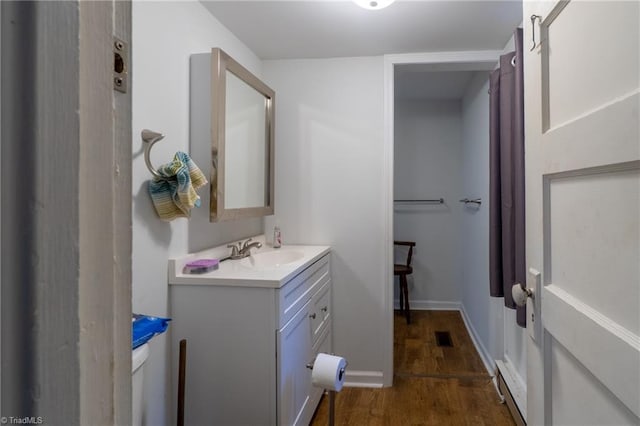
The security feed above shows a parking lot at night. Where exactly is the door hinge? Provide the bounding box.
[113,37,128,93]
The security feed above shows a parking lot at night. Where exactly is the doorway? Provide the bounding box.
[384,52,526,415]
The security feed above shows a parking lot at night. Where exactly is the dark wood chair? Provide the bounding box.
[394,240,416,324]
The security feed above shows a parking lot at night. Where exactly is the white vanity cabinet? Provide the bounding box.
[169,245,331,426]
[277,273,331,426]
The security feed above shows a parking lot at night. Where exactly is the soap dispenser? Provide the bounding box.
[273,226,282,248]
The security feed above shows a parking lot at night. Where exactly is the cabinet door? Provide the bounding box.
[306,324,332,424]
[277,300,313,426]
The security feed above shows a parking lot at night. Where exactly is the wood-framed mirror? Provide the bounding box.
[210,48,275,222]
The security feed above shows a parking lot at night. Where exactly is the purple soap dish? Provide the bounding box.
[183,259,219,274]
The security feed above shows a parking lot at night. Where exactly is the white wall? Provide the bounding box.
[263,57,388,382]
[393,99,463,307]
[459,72,505,365]
[132,2,264,424]
[458,40,527,411]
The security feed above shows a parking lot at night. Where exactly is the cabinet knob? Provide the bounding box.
[309,313,317,319]
[321,306,328,313]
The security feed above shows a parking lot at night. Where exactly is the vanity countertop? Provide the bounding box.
[168,235,330,288]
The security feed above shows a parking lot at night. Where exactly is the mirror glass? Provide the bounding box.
[224,72,267,209]
[211,48,275,222]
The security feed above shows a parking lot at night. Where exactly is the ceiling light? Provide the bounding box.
[352,0,395,10]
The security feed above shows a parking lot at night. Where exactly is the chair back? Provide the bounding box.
[394,241,416,267]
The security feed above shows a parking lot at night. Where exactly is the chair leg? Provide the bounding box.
[401,275,410,324]
[398,278,404,311]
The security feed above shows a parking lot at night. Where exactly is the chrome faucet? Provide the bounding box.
[227,238,262,260]
[240,238,262,256]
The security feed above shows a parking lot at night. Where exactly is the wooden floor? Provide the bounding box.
[310,310,515,426]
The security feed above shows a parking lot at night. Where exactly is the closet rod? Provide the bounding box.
[394,198,444,204]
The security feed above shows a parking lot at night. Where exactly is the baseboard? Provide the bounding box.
[496,359,527,420]
[496,361,527,425]
[394,299,461,311]
[343,370,384,388]
[459,305,496,377]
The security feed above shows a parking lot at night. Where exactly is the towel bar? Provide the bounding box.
[141,129,164,179]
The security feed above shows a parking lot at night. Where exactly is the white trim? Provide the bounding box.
[459,304,495,377]
[79,1,131,423]
[344,370,385,388]
[457,304,529,416]
[382,51,395,388]
[395,300,461,311]
[496,359,527,419]
[111,1,133,422]
[385,50,503,67]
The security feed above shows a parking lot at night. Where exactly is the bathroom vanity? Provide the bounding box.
[169,238,331,425]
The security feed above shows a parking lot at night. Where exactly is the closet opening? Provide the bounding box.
[383,53,526,423]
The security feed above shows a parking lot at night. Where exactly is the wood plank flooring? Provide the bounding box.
[310,310,515,426]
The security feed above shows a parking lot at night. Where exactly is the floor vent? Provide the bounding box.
[435,331,453,347]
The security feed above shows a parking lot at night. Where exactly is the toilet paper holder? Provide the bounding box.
[306,354,348,379]
[306,354,348,426]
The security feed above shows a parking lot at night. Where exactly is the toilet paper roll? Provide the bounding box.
[311,353,347,392]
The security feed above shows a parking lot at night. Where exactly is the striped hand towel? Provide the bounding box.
[148,151,208,221]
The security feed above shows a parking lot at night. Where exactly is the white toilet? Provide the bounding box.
[132,343,150,426]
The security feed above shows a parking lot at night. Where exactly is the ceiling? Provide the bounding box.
[201,0,523,60]
[395,69,476,100]
[394,62,495,100]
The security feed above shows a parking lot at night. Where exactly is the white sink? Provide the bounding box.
[169,238,330,288]
[239,249,305,269]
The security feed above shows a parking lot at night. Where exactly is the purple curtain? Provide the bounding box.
[489,29,526,328]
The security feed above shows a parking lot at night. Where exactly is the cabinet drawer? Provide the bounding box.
[278,254,330,328]
[310,281,331,344]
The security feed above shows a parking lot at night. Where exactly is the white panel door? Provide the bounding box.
[524,1,640,424]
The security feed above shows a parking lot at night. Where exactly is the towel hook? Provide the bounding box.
[530,14,542,51]
[141,129,164,179]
